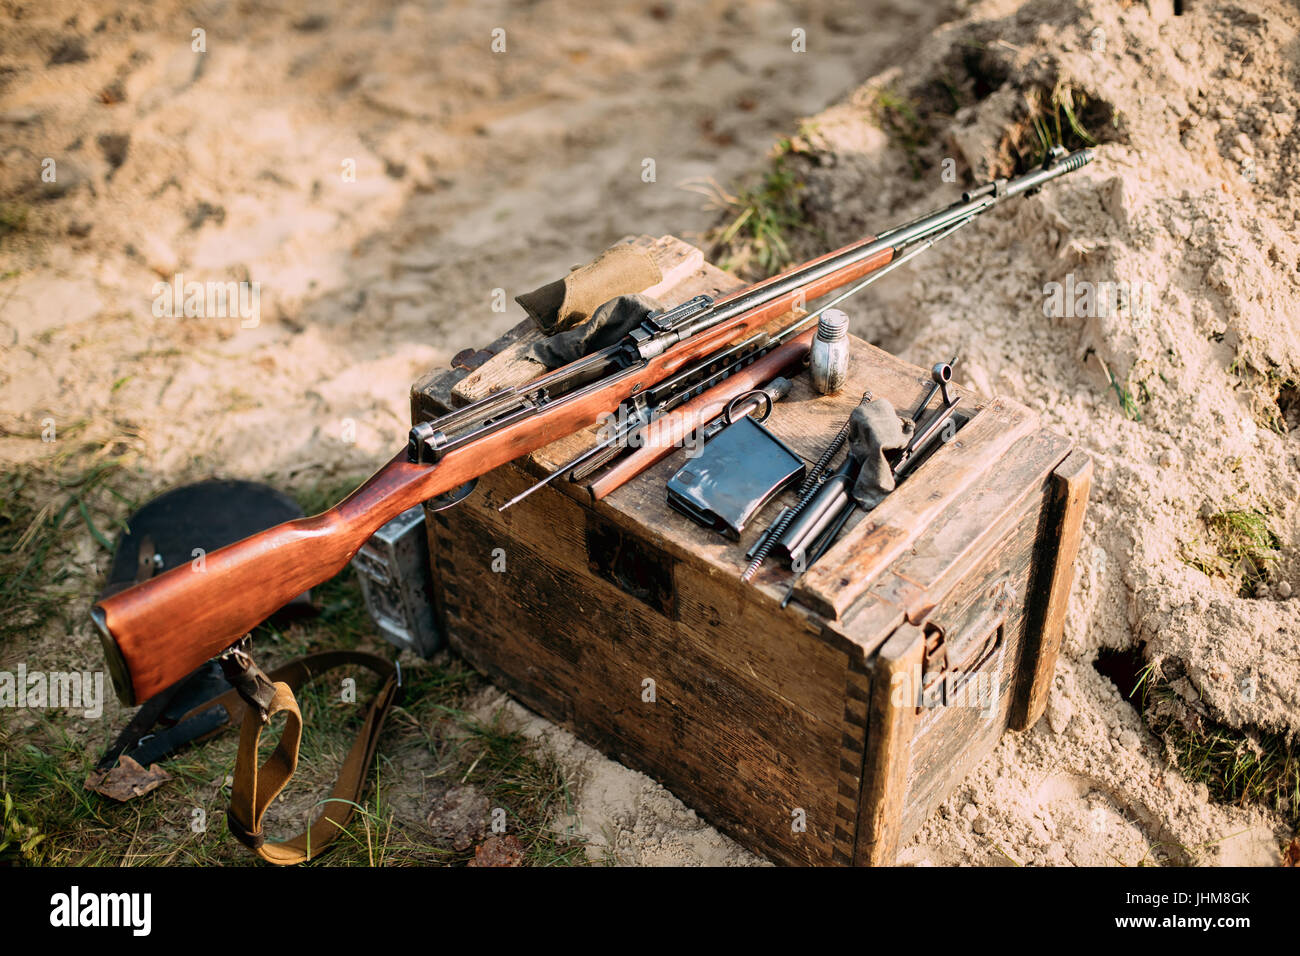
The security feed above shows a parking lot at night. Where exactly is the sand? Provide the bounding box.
[2,0,1295,865]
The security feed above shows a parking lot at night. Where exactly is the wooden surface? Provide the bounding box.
[830,425,1072,849]
[573,337,987,626]
[898,491,1045,843]
[854,623,923,866]
[429,464,853,865]
[799,396,1041,619]
[1009,449,1093,731]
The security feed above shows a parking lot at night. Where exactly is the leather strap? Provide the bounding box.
[174,650,401,865]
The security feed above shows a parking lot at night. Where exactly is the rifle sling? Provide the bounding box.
[173,650,401,865]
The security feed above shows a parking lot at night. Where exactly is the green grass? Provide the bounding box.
[1181,508,1280,597]
[1,789,48,864]
[452,711,587,866]
[1027,84,1097,164]
[4,601,585,866]
[0,202,29,238]
[711,156,810,277]
[0,434,142,642]
[1138,680,1299,830]
[1089,352,1143,422]
[999,82,1113,176]
[1029,84,1101,162]
[1108,655,1299,841]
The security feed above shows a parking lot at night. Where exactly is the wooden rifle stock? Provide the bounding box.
[94,242,895,706]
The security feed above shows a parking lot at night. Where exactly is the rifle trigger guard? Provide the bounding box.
[426,479,477,512]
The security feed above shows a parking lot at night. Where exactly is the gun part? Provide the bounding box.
[780,497,858,609]
[774,456,856,568]
[587,333,813,502]
[909,356,958,423]
[893,357,962,481]
[697,376,792,444]
[740,391,871,582]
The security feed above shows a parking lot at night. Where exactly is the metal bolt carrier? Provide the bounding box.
[809,308,850,395]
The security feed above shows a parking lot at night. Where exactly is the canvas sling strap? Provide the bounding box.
[183,646,402,865]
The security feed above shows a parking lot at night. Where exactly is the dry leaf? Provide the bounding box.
[468,834,525,867]
[425,783,489,852]
[84,755,171,801]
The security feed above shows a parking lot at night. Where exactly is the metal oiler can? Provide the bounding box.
[809,308,850,395]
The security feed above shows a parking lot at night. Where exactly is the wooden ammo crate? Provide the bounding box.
[410,236,1090,866]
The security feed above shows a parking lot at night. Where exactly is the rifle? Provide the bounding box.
[95,147,1093,706]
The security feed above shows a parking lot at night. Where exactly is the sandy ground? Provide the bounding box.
[2,0,1297,865]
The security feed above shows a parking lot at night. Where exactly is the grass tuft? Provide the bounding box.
[1,789,49,863]
[1145,694,1299,830]
[1110,655,1299,840]
[452,710,586,865]
[872,86,930,178]
[997,82,1115,176]
[1089,352,1143,422]
[1181,508,1280,597]
[0,435,143,642]
[709,157,809,277]
[0,202,29,237]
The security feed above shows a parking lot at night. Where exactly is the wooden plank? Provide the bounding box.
[1009,449,1093,731]
[833,655,873,864]
[898,496,1044,843]
[673,563,852,724]
[449,235,711,406]
[460,463,848,722]
[862,428,1071,621]
[410,366,466,422]
[798,396,1040,618]
[854,623,923,865]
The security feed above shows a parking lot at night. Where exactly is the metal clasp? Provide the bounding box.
[917,578,1015,710]
[218,636,277,723]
